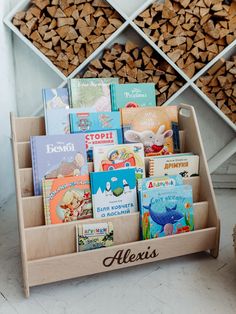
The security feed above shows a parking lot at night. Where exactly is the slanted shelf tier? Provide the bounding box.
[11,104,220,297]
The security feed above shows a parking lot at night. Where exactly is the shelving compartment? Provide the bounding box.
[11,104,220,297]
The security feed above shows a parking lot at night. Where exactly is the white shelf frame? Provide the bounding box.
[4,0,236,173]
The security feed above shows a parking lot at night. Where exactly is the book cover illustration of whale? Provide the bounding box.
[90,168,138,218]
[93,143,145,179]
[42,175,92,225]
[140,185,194,239]
[110,83,156,111]
[121,106,180,156]
[149,154,199,177]
[68,78,119,111]
[31,134,88,195]
[77,222,114,252]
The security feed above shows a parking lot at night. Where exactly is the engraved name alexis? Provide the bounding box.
[103,246,159,267]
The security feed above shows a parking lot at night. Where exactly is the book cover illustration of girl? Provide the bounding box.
[58,189,92,223]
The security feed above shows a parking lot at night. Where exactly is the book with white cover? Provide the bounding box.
[149,154,199,177]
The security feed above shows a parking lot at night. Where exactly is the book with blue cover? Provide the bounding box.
[68,78,119,111]
[110,83,156,111]
[31,134,88,196]
[45,108,78,135]
[140,184,194,239]
[42,88,69,110]
[90,168,138,218]
[70,112,121,133]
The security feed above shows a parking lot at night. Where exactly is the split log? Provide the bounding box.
[78,42,184,105]
[13,0,123,76]
[134,0,236,78]
[196,56,236,124]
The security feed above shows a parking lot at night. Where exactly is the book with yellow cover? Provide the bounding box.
[121,106,179,156]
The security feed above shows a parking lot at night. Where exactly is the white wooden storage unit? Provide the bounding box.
[11,104,220,297]
[4,0,236,173]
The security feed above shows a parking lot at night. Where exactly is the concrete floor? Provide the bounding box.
[0,189,236,314]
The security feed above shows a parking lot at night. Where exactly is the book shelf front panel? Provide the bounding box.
[27,227,217,287]
[25,201,208,261]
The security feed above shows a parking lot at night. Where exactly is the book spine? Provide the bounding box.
[110,85,117,111]
[149,159,155,177]
[68,80,73,108]
[42,179,51,225]
[42,89,49,135]
[31,138,38,196]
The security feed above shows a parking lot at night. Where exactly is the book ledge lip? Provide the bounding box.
[27,226,217,263]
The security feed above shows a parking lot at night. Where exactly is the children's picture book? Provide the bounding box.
[90,168,138,218]
[45,108,77,135]
[93,143,145,179]
[42,88,69,110]
[70,112,121,133]
[121,106,180,156]
[140,185,194,239]
[85,130,122,162]
[110,83,156,111]
[31,134,88,195]
[76,222,114,252]
[149,154,199,177]
[68,78,119,111]
[138,175,183,192]
[42,175,92,225]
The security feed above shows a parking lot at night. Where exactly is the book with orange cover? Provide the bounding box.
[42,175,92,224]
[121,106,180,156]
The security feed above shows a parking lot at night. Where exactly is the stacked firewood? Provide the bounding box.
[12,0,123,76]
[196,56,236,123]
[78,41,184,104]
[134,0,236,78]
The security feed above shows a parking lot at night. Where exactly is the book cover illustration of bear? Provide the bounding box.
[90,168,138,218]
[93,143,145,179]
[77,222,114,252]
[140,185,194,240]
[121,106,180,156]
[31,134,88,195]
[42,175,92,225]
[110,83,156,111]
[68,78,119,111]
[70,112,121,133]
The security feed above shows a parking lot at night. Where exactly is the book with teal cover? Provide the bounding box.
[140,185,194,239]
[110,83,156,111]
[70,112,121,133]
[68,78,119,111]
[90,168,138,218]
